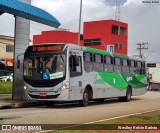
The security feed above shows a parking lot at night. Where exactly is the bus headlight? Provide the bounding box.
[24,86,27,91]
[60,82,69,91]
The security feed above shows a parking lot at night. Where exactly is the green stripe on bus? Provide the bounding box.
[98,72,147,90]
[86,48,111,56]
[86,47,129,59]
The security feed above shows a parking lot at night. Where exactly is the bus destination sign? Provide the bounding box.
[29,45,63,53]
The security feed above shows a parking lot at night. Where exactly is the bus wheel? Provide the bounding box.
[45,101,55,107]
[119,87,132,102]
[79,89,89,107]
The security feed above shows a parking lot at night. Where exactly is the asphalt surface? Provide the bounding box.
[0,91,160,129]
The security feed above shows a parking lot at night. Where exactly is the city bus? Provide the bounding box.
[23,44,147,107]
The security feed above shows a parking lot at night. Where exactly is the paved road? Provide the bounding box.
[0,91,160,128]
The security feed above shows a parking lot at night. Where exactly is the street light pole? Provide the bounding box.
[78,0,82,46]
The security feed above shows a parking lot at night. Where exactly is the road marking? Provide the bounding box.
[34,108,160,133]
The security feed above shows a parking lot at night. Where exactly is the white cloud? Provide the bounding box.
[32,0,115,32]
[0,14,15,36]
[121,0,160,62]
[0,0,160,62]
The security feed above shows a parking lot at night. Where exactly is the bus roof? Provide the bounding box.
[85,47,111,56]
[113,53,129,59]
[129,56,145,62]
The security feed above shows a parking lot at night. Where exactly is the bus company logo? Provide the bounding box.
[93,75,105,84]
[126,76,133,82]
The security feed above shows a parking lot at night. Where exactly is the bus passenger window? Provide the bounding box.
[130,60,137,74]
[93,54,103,72]
[70,55,82,77]
[136,61,141,74]
[114,57,122,73]
[84,52,93,72]
[141,62,146,74]
[104,56,113,72]
[122,59,129,74]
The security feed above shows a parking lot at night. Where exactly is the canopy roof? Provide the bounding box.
[0,0,60,28]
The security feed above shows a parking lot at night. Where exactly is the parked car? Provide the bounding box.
[0,73,13,82]
[147,86,160,91]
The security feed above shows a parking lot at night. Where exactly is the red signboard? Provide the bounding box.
[5,59,14,66]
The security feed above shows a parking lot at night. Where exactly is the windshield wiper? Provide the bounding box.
[60,55,64,62]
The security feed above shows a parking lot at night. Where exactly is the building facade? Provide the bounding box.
[0,35,14,67]
[33,20,128,55]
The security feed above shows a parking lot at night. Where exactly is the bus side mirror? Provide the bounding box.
[75,56,79,66]
[17,60,20,68]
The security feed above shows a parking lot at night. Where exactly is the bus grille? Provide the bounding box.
[28,94,60,99]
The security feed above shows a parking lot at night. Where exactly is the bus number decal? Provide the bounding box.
[93,75,105,84]
[126,76,133,82]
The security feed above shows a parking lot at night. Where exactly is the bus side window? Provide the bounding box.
[122,59,130,74]
[114,57,122,73]
[70,55,82,77]
[137,61,141,74]
[104,56,113,72]
[83,52,93,72]
[138,61,146,75]
[93,54,103,72]
[141,62,146,74]
[130,60,136,74]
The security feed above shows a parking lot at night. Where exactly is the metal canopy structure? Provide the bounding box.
[0,0,60,28]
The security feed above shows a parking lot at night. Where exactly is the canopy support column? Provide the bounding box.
[13,0,31,100]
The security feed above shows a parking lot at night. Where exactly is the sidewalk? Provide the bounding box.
[0,94,44,109]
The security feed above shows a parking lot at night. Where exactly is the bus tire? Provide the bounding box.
[45,101,55,107]
[79,89,89,107]
[119,87,132,102]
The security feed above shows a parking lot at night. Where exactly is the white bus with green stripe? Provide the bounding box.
[23,44,147,107]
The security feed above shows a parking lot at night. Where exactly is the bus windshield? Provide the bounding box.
[24,53,66,81]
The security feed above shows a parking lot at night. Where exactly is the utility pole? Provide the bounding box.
[136,42,148,58]
[78,0,82,46]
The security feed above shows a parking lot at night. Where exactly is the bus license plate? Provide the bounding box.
[39,93,47,97]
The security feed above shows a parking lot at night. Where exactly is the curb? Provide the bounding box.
[0,94,44,109]
[13,101,44,108]
[0,94,12,96]
[0,94,12,101]
[0,104,13,110]
[0,101,44,110]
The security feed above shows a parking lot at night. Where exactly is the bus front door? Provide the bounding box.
[69,54,83,101]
